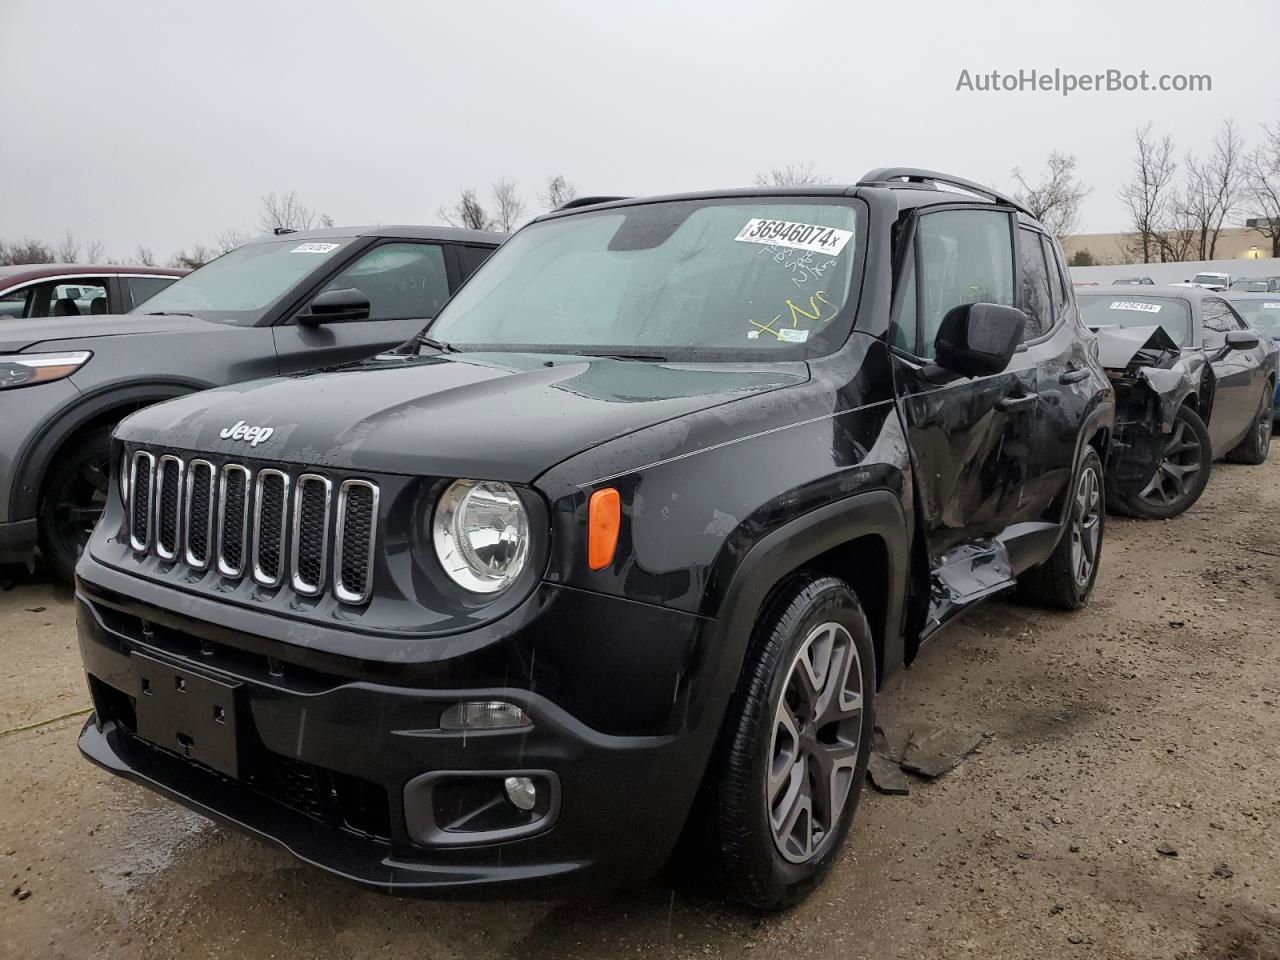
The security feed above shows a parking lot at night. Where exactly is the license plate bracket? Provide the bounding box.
[133,653,241,778]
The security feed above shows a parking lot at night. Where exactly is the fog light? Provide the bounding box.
[504,775,537,811]
[439,701,531,731]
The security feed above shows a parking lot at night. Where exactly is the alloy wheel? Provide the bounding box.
[767,622,863,864]
[51,455,110,562]
[1069,463,1102,588]
[1258,386,1273,457]
[1138,419,1202,508]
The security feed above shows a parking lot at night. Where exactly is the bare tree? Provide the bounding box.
[169,244,214,270]
[1243,120,1280,258]
[259,190,317,233]
[55,229,81,264]
[134,246,157,266]
[1011,151,1091,238]
[540,174,578,210]
[84,239,105,262]
[1176,120,1245,260]
[438,188,497,231]
[491,179,526,232]
[319,213,335,228]
[216,228,250,255]
[1118,124,1179,263]
[0,238,56,265]
[754,162,832,187]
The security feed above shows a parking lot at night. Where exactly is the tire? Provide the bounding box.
[705,576,875,911]
[1017,447,1104,611]
[37,426,114,584]
[1224,379,1274,465]
[1109,405,1212,520]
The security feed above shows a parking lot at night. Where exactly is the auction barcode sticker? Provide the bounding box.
[1111,300,1162,313]
[1264,302,1280,309]
[291,242,341,254]
[735,219,853,256]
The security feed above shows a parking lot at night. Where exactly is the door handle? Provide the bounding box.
[996,393,1038,413]
[1059,367,1091,384]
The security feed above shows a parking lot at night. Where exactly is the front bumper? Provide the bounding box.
[75,578,711,893]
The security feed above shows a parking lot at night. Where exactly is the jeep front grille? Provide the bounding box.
[124,450,376,606]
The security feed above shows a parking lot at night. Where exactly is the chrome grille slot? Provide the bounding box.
[184,460,215,569]
[154,455,184,561]
[128,452,155,552]
[217,465,251,577]
[291,475,332,595]
[335,480,378,605]
[252,469,290,587]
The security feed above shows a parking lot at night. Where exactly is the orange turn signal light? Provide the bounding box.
[588,487,621,571]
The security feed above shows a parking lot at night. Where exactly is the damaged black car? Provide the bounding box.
[1078,287,1277,519]
[74,171,1115,910]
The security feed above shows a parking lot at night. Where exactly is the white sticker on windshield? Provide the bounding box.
[777,328,809,343]
[735,219,853,256]
[1264,302,1280,309]
[1111,300,1161,313]
[290,242,340,254]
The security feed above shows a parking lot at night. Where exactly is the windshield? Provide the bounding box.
[424,198,864,360]
[1191,274,1227,285]
[133,237,354,324]
[1229,298,1280,337]
[1079,295,1193,345]
[1230,280,1269,292]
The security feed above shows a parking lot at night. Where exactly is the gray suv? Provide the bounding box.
[0,225,502,580]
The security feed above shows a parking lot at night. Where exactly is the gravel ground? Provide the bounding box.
[2,454,1278,960]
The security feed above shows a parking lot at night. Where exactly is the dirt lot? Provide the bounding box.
[2,455,1278,960]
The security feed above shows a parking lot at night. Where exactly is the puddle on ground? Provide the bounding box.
[94,795,213,897]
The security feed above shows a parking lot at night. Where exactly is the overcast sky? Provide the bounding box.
[2,0,1277,260]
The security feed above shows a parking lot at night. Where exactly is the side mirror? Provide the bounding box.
[298,287,371,326]
[933,303,1027,378]
[1225,330,1260,350]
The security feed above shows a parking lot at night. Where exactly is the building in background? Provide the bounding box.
[1061,226,1274,267]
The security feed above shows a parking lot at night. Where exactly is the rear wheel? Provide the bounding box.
[705,577,875,910]
[1017,447,1104,610]
[1224,380,1274,465]
[37,426,114,584]
[1110,405,1211,520]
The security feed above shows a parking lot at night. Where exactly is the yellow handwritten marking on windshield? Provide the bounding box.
[784,290,836,327]
[749,315,785,339]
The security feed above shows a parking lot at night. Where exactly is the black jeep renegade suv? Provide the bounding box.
[75,169,1114,909]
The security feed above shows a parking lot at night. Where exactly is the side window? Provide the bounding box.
[0,286,31,319]
[319,243,449,321]
[1044,235,1070,319]
[1201,298,1239,348]
[34,278,108,316]
[916,209,1014,359]
[1017,228,1052,339]
[127,275,178,309]
[455,244,495,281]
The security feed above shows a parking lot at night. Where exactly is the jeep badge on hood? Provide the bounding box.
[218,420,274,447]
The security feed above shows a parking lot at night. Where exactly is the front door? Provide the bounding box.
[272,241,456,375]
[892,207,1039,575]
[1201,296,1263,454]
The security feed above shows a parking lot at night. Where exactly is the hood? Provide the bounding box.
[1091,324,1181,372]
[0,313,211,353]
[115,352,808,482]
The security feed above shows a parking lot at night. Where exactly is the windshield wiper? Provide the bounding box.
[585,352,668,362]
[418,334,458,353]
[143,311,194,317]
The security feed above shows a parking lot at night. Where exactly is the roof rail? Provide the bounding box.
[857,167,1032,218]
[556,195,631,211]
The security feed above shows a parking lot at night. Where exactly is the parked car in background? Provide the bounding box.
[1113,276,1154,285]
[0,264,185,319]
[76,169,1113,909]
[1175,271,1231,291]
[0,225,502,580]
[1225,290,1280,425]
[1078,286,1276,519]
[1228,277,1280,293]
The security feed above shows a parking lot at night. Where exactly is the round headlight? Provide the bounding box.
[432,479,530,593]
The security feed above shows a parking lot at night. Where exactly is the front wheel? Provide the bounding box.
[37,426,114,584]
[705,577,875,910]
[1017,446,1104,610]
[1109,405,1212,520]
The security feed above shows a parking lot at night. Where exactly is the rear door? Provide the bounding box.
[1201,296,1262,453]
[892,205,1040,577]
[271,240,457,374]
